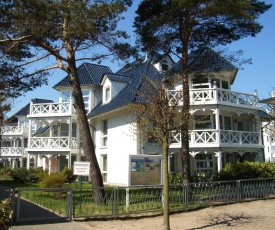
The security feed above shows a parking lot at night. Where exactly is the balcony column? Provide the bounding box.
[46,154,53,174]
[27,154,30,169]
[215,150,222,172]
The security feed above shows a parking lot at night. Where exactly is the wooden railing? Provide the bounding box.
[29,102,74,116]
[0,147,23,156]
[171,130,260,146]
[168,88,258,107]
[29,137,78,149]
[1,126,26,135]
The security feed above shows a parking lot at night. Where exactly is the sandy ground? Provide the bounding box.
[83,199,275,230]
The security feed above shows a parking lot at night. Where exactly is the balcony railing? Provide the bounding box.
[168,88,258,107]
[0,147,23,157]
[29,137,78,149]
[1,126,26,135]
[171,130,260,146]
[29,102,74,116]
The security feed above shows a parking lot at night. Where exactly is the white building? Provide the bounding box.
[0,49,265,185]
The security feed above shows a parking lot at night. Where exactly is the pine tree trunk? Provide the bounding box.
[68,61,105,204]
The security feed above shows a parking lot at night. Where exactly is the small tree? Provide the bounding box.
[130,72,182,230]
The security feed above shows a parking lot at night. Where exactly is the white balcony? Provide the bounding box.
[171,130,261,147]
[0,147,23,157]
[29,137,78,150]
[28,102,75,117]
[1,126,27,136]
[168,88,258,108]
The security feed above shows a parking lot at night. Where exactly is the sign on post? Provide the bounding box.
[73,161,90,176]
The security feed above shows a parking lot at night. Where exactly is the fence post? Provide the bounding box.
[67,189,72,221]
[237,180,241,203]
[113,187,118,220]
[10,189,15,224]
[125,187,130,212]
[16,189,21,221]
[184,184,188,209]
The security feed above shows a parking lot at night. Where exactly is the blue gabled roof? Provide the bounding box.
[172,48,237,73]
[88,59,162,118]
[53,63,113,88]
[103,73,132,84]
[88,48,239,118]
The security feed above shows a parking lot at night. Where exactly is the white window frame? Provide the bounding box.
[101,155,108,182]
[103,86,111,103]
[82,90,90,114]
[101,120,108,147]
[195,153,214,175]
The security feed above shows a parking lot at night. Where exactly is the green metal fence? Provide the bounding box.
[13,178,275,221]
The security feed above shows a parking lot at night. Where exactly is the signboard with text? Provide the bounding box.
[130,156,162,185]
[73,161,90,176]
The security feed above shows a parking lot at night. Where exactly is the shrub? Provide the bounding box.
[218,161,275,181]
[10,168,29,183]
[0,167,12,179]
[61,167,77,184]
[28,167,47,183]
[192,171,215,183]
[169,172,182,184]
[40,173,66,188]
[0,198,13,230]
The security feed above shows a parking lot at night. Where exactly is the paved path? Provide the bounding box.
[0,185,90,230]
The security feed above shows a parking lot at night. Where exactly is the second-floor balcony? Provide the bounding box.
[171,130,261,147]
[168,88,258,108]
[29,137,78,150]
[28,102,75,117]
[1,126,28,136]
[0,147,23,157]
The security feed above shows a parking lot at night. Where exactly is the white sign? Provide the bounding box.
[73,161,90,176]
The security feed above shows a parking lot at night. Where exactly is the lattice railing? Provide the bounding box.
[30,102,72,115]
[0,147,22,156]
[220,130,260,144]
[29,137,78,149]
[167,88,258,106]
[1,126,25,135]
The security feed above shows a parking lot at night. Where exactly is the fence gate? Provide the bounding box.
[12,188,72,223]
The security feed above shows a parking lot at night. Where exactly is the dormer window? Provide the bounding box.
[161,60,169,72]
[104,86,111,103]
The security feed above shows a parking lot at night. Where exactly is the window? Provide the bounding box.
[194,115,212,129]
[224,116,232,130]
[102,120,108,147]
[161,60,169,72]
[61,91,71,103]
[195,153,214,175]
[82,90,90,114]
[169,153,175,172]
[60,123,69,136]
[101,155,107,182]
[104,86,111,103]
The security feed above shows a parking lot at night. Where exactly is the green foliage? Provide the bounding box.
[10,168,29,183]
[169,172,182,184]
[40,173,66,188]
[218,161,275,181]
[61,167,77,184]
[0,167,12,178]
[0,198,13,230]
[10,167,47,183]
[191,171,214,183]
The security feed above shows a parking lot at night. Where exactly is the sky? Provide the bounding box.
[7,0,275,117]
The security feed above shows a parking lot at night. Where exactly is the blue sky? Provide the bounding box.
[8,0,274,117]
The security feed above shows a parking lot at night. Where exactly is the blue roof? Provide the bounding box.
[86,48,238,118]
[172,48,237,74]
[88,59,162,118]
[103,73,132,84]
[53,63,113,88]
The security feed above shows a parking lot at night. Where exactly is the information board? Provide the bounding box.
[73,161,90,176]
[130,157,162,185]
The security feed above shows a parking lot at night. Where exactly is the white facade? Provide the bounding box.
[0,51,266,186]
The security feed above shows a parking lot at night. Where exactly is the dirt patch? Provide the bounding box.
[83,199,275,229]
